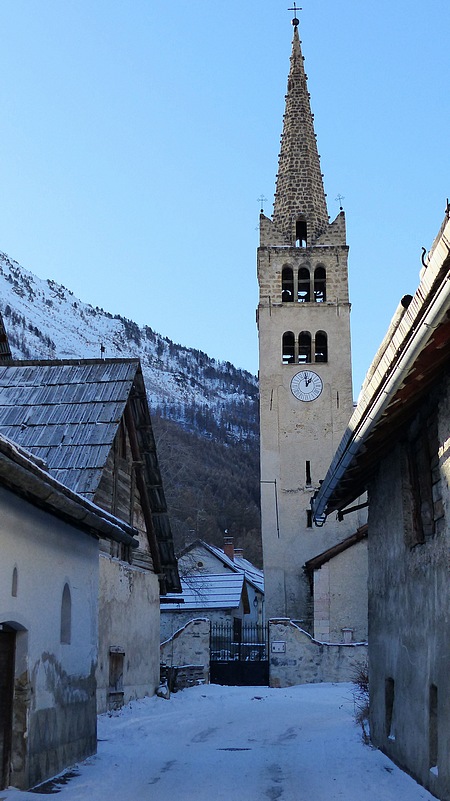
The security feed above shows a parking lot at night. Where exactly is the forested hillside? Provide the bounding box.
[0,250,262,565]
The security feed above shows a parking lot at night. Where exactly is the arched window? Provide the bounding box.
[60,583,72,644]
[281,267,294,302]
[282,332,295,364]
[11,566,18,597]
[298,331,312,364]
[314,266,326,302]
[315,330,328,363]
[295,219,307,248]
[298,268,310,302]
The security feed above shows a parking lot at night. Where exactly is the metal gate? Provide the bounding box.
[0,628,15,790]
[210,621,269,686]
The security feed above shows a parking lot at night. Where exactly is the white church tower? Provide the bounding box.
[258,14,359,624]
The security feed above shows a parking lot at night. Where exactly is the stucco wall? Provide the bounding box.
[368,386,450,801]
[96,555,160,713]
[160,618,210,685]
[313,539,368,643]
[269,619,367,688]
[0,486,98,790]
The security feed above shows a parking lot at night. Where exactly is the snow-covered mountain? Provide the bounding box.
[0,251,258,443]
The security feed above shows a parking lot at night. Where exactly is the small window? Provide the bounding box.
[60,583,72,644]
[298,331,311,364]
[305,461,312,486]
[429,684,438,771]
[295,219,307,248]
[11,566,18,597]
[282,267,294,302]
[315,331,328,363]
[282,332,295,364]
[298,268,310,302]
[385,678,395,739]
[314,266,326,302]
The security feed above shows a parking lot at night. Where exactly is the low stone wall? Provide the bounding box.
[160,618,210,686]
[269,619,367,688]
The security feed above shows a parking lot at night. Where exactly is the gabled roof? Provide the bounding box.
[161,573,245,611]
[0,359,138,499]
[180,539,264,594]
[304,525,368,574]
[312,214,450,520]
[0,432,138,546]
[0,357,181,593]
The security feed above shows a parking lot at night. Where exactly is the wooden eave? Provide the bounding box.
[304,524,368,574]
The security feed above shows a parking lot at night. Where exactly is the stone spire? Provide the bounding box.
[272,20,329,244]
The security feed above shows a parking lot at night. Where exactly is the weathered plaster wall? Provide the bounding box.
[96,555,160,713]
[368,385,450,801]
[160,618,210,685]
[268,619,367,688]
[0,486,98,790]
[314,539,368,643]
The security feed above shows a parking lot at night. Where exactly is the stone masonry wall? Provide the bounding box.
[269,619,367,688]
[160,618,210,685]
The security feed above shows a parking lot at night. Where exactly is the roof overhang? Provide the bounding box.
[312,214,450,521]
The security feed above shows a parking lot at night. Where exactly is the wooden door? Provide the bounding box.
[0,628,15,789]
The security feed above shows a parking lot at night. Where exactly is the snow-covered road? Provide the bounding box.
[3,683,435,801]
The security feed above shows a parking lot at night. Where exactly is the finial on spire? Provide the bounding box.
[288,3,302,26]
[335,194,345,211]
[257,194,268,213]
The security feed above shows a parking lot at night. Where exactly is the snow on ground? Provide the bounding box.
[2,683,435,801]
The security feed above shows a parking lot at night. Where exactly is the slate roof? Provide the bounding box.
[0,431,138,546]
[161,573,245,611]
[180,539,264,594]
[0,359,138,500]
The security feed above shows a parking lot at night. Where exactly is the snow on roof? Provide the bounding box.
[161,573,245,611]
[207,543,264,594]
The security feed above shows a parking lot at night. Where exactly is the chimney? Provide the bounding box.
[224,536,234,562]
[234,548,244,559]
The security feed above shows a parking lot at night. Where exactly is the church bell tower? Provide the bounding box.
[258,14,356,622]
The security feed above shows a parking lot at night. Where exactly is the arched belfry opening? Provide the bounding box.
[295,219,307,248]
[282,267,294,302]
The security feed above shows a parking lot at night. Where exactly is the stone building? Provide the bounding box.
[312,213,450,801]
[0,432,137,790]
[0,358,180,715]
[257,16,365,627]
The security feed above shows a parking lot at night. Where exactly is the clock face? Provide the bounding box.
[291,370,323,402]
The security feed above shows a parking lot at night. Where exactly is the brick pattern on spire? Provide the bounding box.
[272,24,329,244]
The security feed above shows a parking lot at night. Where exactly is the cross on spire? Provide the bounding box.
[288,3,302,25]
[257,194,268,212]
[335,194,345,211]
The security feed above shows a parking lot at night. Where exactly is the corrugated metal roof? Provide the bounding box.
[161,573,244,611]
[0,360,138,497]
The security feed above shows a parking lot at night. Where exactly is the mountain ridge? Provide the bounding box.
[0,250,262,562]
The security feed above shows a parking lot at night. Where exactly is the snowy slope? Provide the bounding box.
[0,251,258,442]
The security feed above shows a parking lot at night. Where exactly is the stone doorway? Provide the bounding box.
[0,626,15,789]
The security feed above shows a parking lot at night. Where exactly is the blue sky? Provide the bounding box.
[0,0,448,394]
